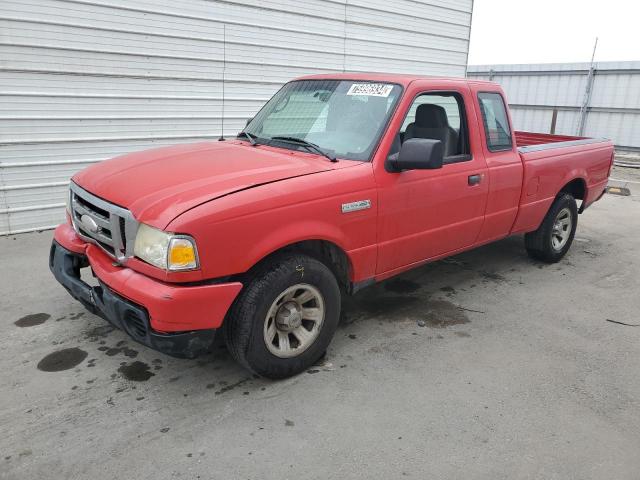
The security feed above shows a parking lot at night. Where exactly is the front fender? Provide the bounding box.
[243,219,349,265]
[167,164,379,281]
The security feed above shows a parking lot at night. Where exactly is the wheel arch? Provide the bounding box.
[558,177,588,213]
[243,239,354,293]
[559,177,587,200]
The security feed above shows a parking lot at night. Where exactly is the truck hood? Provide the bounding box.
[73,141,349,228]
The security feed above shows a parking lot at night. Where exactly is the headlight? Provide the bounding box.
[133,223,198,271]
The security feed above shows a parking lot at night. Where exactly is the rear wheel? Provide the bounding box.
[223,253,341,379]
[525,193,578,263]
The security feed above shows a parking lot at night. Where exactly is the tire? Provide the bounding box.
[525,193,578,263]
[223,253,341,379]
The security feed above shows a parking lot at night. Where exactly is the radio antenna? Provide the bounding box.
[218,23,227,141]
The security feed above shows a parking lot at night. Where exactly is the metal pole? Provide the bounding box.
[578,38,598,136]
[550,108,558,134]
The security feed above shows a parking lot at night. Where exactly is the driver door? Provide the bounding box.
[374,82,489,275]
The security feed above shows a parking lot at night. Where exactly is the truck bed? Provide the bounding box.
[515,131,607,152]
[510,131,614,234]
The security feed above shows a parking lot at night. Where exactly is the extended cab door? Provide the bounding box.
[373,81,489,276]
[468,84,523,244]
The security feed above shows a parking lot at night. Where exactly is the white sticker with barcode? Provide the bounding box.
[347,83,393,97]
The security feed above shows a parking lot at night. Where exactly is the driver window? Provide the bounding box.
[392,92,470,163]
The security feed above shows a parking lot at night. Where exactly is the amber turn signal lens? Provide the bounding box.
[168,238,198,271]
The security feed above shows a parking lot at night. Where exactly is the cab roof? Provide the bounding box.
[295,72,498,88]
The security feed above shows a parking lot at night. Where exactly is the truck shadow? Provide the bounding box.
[341,234,531,326]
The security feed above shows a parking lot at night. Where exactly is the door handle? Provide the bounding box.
[468,174,482,186]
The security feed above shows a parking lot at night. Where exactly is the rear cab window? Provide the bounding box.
[477,92,513,151]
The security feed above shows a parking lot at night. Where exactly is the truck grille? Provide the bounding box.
[69,183,138,262]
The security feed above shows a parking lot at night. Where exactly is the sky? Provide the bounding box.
[467,0,639,65]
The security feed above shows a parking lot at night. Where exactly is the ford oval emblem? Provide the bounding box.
[80,214,99,233]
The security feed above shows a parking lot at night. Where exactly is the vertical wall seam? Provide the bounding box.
[342,0,348,72]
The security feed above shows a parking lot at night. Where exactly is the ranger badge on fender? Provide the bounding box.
[341,200,371,213]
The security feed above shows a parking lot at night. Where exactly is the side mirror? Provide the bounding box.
[386,138,444,172]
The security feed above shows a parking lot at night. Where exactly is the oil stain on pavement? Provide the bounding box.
[346,289,471,329]
[37,347,88,372]
[97,342,139,358]
[358,295,421,316]
[14,313,50,327]
[422,300,469,327]
[84,325,115,341]
[118,361,155,381]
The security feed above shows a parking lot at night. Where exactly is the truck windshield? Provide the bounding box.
[242,80,402,161]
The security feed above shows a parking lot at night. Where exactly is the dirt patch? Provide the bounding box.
[37,348,88,372]
[15,313,50,327]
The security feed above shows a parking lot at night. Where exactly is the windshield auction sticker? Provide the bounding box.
[347,83,393,97]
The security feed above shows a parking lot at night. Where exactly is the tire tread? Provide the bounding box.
[223,253,339,378]
[525,193,578,263]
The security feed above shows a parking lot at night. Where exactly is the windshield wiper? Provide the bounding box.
[236,131,258,145]
[269,136,337,162]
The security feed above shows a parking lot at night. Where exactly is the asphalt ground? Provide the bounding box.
[1,182,639,480]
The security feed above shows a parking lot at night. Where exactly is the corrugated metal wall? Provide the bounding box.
[467,61,640,151]
[0,0,473,234]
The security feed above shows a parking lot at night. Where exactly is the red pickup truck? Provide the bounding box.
[50,73,614,378]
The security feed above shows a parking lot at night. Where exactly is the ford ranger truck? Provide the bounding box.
[50,74,614,378]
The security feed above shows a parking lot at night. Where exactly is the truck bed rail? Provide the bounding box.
[516,131,609,153]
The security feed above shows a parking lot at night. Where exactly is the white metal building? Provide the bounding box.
[0,0,473,234]
[467,61,640,152]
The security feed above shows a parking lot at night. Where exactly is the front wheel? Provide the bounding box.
[223,254,341,379]
[525,193,578,263]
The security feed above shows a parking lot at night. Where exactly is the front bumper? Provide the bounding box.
[50,223,243,358]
